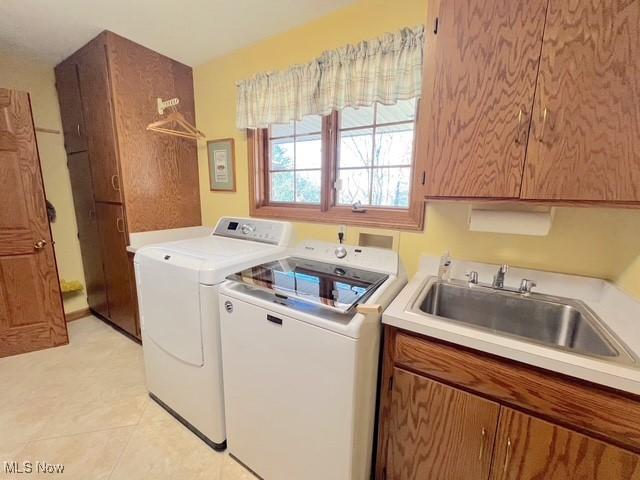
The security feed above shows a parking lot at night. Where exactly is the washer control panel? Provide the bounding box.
[213,217,289,245]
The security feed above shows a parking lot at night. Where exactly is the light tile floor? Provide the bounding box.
[0,316,255,479]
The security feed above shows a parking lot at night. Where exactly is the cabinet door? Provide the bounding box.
[386,368,500,480]
[67,152,109,318]
[95,202,136,336]
[491,408,640,480]
[522,1,640,201]
[417,0,547,198]
[54,59,87,154]
[77,41,122,203]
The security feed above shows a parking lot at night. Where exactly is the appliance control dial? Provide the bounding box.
[241,223,255,235]
[224,301,233,313]
[334,246,348,259]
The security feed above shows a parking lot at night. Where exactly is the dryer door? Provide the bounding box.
[136,248,205,366]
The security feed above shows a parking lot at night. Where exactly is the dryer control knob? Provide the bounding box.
[224,301,233,313]
[241,224,255,235]
[334,246,348,259]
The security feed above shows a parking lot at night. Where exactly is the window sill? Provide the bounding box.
[249,203,425,231]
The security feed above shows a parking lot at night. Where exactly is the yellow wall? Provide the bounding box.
[194,0,640,296]
[0,51,88,313]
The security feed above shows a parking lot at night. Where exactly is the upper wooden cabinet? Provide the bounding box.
[418,0,547,198]
[76,39,123,204]
[521,0,640,201]
[54,60,87,154]
[417,0,640,203]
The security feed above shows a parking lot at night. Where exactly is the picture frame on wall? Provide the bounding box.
[207,138,236,192]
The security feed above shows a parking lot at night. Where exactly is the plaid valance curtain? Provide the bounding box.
[236,25,425,129]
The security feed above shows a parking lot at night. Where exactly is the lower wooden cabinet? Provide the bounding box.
[95,202,137,337]
[387,369,498,480]
[377,328,640,480]
[67,152,109,318]
[492,408,640,480]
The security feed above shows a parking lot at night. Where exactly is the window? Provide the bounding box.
[248,100,424,230]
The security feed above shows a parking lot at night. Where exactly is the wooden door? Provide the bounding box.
[386,368,500,480]
[77,40,122,203]
[54,59,87,154]
[417,0,547,198]
[95,202,136,336]
[67,152,109,318]
[0,89,67,357]
[491,408,640,480]
[522,1,640,201]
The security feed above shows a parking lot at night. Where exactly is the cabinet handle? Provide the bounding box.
[116,217,125,233]
[110,174,120,191]
[77,124,81,137]
[478,427,487,460]
[503,438,512,477]
[34,239,48,250]
[515,109,525,144]
[536,107,548,143]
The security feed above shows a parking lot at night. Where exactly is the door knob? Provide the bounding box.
[34,239,48,250]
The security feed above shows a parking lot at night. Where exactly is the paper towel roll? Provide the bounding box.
[468,208,553,236]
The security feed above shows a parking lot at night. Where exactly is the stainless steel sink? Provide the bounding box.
[410,280,636,365]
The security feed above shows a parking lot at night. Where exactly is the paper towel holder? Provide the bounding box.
[467,204,555,236]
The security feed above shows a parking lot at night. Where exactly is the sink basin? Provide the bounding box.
[411,280,636,365]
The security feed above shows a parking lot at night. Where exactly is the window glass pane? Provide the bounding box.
[371,167,411,207]
[295,134,322,169]
[374,124,414,166]
[337,168,370,206]
[296,115,322,135]
[339,128,373,168]
[341,105,374,128]
[376,99,416,124]
[270,171,294,202]
[271,121,294,138]
[270,138,294,170]
[295,170,321,204]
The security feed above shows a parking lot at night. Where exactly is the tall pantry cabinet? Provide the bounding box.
[55,31,201,338]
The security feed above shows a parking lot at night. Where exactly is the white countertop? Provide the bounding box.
[127,225,212,253]
[383,256,640,395]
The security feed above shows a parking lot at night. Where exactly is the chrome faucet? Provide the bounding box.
[492,264,509,289]
[519,279,537,294]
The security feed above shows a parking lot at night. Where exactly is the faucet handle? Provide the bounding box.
[519,279,537,294]
[499,264,509,273]
[465,271,479,285]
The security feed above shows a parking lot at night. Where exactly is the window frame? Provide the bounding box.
[248,106,425,231]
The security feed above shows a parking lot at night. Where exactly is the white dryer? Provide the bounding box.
[219,241,406,478]
[134,217,294,449]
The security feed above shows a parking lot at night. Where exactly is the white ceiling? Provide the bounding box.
[0,0,354,66]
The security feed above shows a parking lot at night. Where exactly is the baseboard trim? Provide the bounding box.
[65,307,92,322]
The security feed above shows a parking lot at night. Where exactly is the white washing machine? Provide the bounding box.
[219,241,406,479]
[134,217,294,449]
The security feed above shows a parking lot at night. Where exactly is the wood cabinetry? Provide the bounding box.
[492,408,640,480]
[76,40,122,204]
[66,152,108,318]
[417,0,640,203]
[95,203,135,335]
[376,328,640,480]
[55,31,201,339]
[387,368,498,479]
[54,61,87,154]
